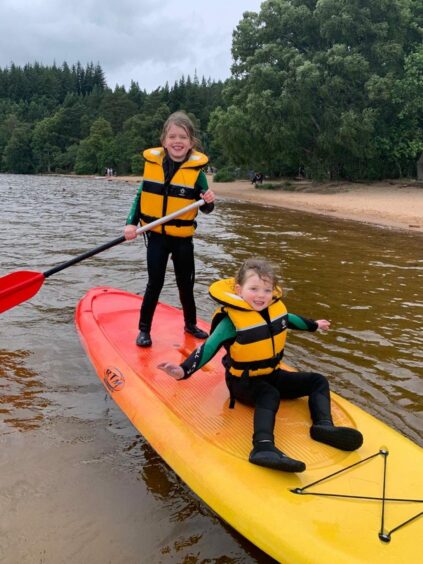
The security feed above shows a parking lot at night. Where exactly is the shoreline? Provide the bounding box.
[93,174,423,233]
[208,178,423,233]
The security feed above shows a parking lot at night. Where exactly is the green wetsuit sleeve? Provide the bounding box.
[197,170,209,192]
[180,316,236,377]
[196,170,214,214]
[287,313,318,331]
[126,182,143,225]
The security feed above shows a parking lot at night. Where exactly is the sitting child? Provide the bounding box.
[158,257,363,472]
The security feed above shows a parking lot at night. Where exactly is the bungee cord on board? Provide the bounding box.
[291,449,423,542]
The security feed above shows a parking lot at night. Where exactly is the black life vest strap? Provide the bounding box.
[227,369,251,409]
[229,353,282,372]
[227,376,236,409]
[140,212,195,227]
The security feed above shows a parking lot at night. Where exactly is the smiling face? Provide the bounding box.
[162,123,194,162]
[235,271,274,311]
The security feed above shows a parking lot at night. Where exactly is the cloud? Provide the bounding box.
[0,0,262,91]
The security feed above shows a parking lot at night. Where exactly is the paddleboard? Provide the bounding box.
[75,286,422,563]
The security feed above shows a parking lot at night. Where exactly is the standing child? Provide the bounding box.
[124,111,215,347]
[158,258,363,472]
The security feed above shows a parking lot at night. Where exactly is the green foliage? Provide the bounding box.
[54,143,79,173]
[31,115,61,172]
[213,168,236,182]
[0,62,224,175]
[255,183,278,190]
[211,0,423,180]
[255,181,296,191]
[2,123,34,173]
[131,153,144,175]
[99,88,138,133]
[0,62,105,104]
[74,117,114,174]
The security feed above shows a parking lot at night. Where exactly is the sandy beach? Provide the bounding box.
[114,175,423,233]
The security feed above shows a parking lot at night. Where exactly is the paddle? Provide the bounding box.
[0,199,205,314]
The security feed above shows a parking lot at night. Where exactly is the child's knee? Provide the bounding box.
[311,372,330,393]
[255,387,280,412]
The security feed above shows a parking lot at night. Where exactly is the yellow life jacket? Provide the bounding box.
[140,147,208,237]
[209,278,288,377]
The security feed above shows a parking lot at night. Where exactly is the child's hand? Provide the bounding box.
[202,189,215,204]
[316,319,331,331]
[124,225,138,240]
[157,362,184,380]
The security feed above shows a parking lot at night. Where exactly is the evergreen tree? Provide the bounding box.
[32,115,61,172]
[99,87,138,133]
[128,80,147,109]
[2,123,34,173]
[74,117,114,174]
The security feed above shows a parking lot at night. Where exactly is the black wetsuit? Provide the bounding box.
[179,311,333,445]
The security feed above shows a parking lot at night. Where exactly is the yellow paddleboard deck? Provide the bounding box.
[75,287,422,563]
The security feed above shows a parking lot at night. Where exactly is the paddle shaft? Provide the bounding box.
[0,198,206,314]
[43,199,204,278]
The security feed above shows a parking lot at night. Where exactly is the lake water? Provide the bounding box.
[1,174,422,563]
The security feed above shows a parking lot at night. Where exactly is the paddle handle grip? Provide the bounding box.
[43,199,205,279]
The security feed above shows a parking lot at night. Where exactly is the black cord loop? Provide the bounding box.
[290,449,422,542]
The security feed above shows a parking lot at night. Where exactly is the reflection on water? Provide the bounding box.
[0,173,422,562]
[0,349,49,431]
[138,437,276,562]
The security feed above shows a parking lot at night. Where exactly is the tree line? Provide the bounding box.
[0,0,422,181]
[0,61,224,176]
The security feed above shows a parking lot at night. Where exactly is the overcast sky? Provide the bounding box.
[0,0,263,92]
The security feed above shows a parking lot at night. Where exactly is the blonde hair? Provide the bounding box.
[160,111,202,150]
[235,258,278,288]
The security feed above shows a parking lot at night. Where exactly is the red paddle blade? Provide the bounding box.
[0,271,45,313]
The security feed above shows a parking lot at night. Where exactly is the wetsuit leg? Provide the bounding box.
[268,370,332,424]
[139,233,170,331]
[227,374,306,472]
[270,370,363,451]
[228,375,281,443]
[170,236,197,325]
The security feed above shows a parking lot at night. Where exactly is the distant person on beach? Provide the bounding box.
[158,257,363,472]
[252,172,264,185]
[123,111,216,347]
